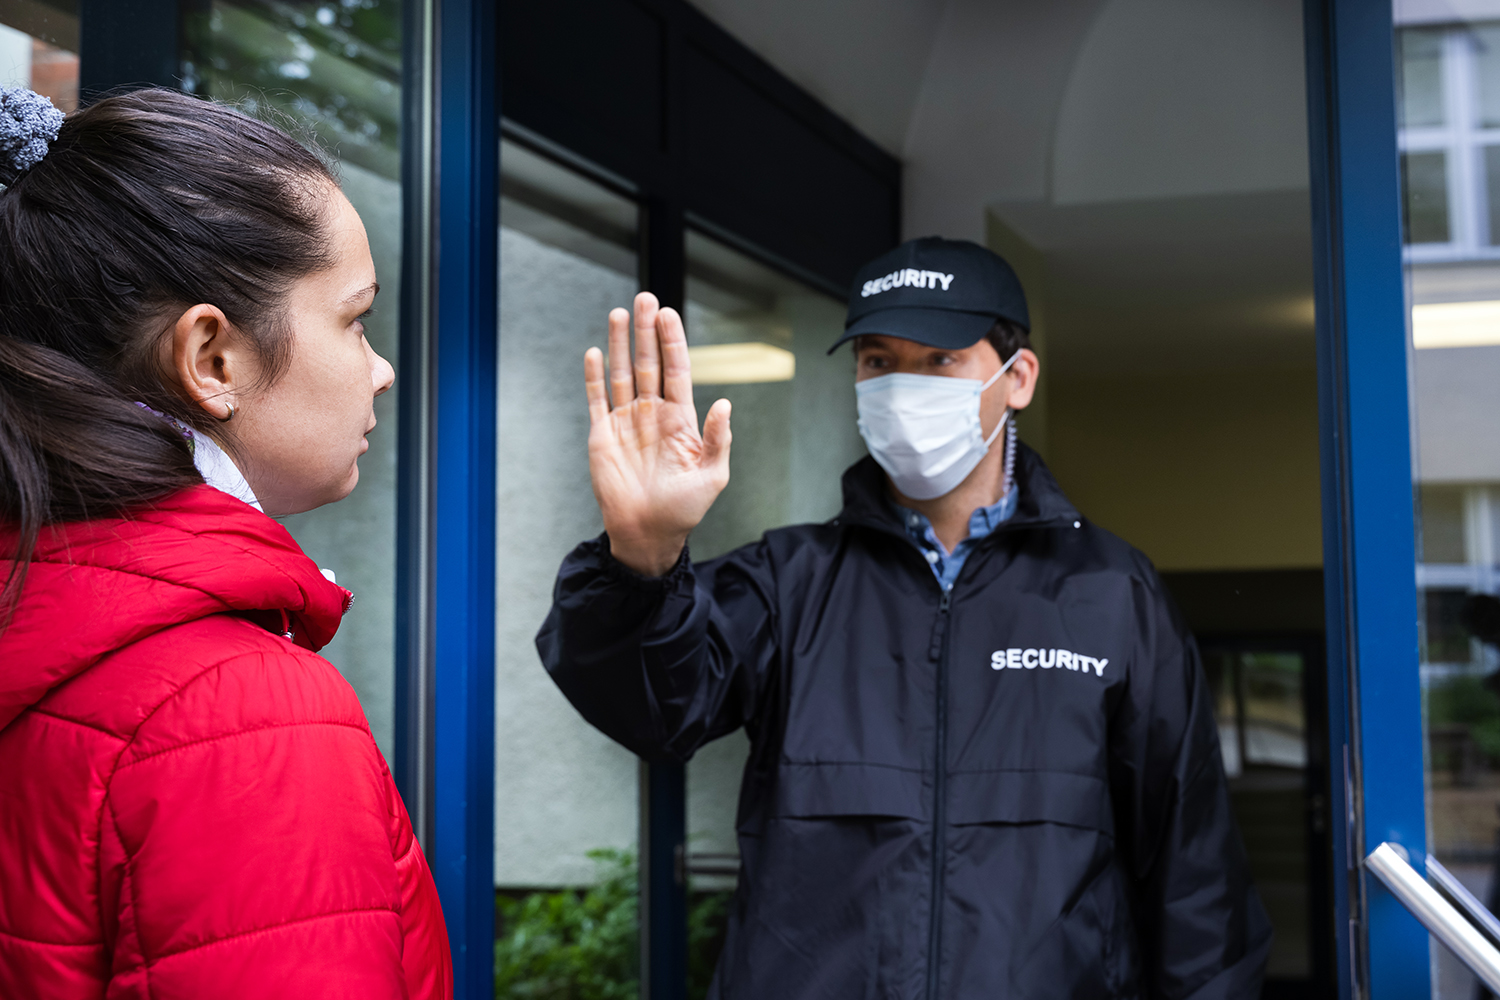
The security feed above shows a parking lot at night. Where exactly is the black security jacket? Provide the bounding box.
[537,446,1271,999]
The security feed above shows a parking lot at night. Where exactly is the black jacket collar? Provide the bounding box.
[837,443,1081,537]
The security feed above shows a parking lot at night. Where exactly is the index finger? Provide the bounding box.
[657,307,694,405]
[584,347,609,425]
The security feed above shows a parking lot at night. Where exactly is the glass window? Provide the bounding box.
[492,138,641,992]
[1421,484,1469,564]
[1241,652,1307,769]
[1485,146,1500,246]
[1401,27,1446,129]
[679,229,864,971]
[0,19,77,112]
[682,230,862,559]
[1403,150,1452,244]
[1476,25,1500,129]
[182,1,405,761]
[1201,644,1312,981]
[1399,12,1500,995]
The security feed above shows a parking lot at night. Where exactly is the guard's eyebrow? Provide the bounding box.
[342,281,380,305]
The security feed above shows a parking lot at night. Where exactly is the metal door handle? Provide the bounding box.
[1364,841,1500,993]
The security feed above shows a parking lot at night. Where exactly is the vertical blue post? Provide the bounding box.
[431,0,498,996]
[1304,0,1427,996]
[641,195,689,1000]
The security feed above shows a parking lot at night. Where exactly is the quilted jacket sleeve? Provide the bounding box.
[1110,566,1273,1000]
[536,533,780,762]
[98,627,451,1000]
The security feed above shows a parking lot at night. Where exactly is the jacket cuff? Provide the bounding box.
[594,533,692,590]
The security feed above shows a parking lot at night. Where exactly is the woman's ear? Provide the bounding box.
[1005,348,1041,411]
[168,304,253,422]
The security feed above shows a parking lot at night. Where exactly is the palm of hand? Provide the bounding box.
[584,294,731,574]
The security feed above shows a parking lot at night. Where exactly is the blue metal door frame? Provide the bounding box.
[424,0,499,996]
[1304,0,1428,995]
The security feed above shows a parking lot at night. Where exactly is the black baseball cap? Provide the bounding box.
[828,236,1030,354]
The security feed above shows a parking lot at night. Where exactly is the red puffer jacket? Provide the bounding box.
[0,486,452,999]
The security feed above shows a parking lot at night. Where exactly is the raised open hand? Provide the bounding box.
[586,292,732,576]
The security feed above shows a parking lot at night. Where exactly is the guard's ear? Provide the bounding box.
[1004,348,1041,411]
[168,303,256,422]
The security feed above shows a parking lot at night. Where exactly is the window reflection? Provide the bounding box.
[1401,27,1446,128]
[1201,643,1312,981]
[681,231,863,971]
[1399,10,1500,995]
[0,19,77,113]
[1403,150,1452,245]
[183,0,401,179]
[492,139,641,991]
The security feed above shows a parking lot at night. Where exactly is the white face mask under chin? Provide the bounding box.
[855,351,1019,502]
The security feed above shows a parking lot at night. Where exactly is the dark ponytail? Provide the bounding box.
[0,88,338,614]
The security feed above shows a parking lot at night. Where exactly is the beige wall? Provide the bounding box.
[1046,365,1323,571]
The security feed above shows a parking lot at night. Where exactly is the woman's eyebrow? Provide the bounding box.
[341,281,380,305]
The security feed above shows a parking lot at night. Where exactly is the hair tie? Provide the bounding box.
[0,87,64,186]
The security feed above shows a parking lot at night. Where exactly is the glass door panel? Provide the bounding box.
[1202,640,1323,984]
[0,13,76,112]
[1396,10,1500,997]
[680,229,862,991]
[493,138,641,995]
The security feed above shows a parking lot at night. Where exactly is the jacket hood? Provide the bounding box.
[0,485,352,731]
[838,442,1080,533]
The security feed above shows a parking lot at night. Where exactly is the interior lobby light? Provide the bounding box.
[1411,300,1500,349]
[687,342,796,384]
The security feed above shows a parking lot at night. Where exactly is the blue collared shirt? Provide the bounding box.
[892,488,1018,592]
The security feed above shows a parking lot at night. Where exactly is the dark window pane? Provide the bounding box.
[1420,484,1468,563]
[1241,652,1306,768]
[1485,146,1500,246]
[1402,150,1451,244]
[1424,588,1477,664]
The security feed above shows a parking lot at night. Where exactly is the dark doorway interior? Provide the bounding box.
[1162,569,1333,1000]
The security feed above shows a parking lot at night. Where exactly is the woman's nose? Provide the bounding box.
[370,342,395,397]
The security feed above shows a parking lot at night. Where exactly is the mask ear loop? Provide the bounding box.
[978,349,1022,451]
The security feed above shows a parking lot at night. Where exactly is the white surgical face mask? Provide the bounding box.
[855,351,1019,501]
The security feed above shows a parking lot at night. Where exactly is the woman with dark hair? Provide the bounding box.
[0,87,451,997]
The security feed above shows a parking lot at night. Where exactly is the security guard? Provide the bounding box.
[538,237,1271,998]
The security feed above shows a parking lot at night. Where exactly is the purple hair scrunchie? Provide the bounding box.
[0,87,64,185]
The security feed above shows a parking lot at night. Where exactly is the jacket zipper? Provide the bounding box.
[925,585,953,1000]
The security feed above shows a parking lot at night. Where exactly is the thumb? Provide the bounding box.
[701,398,732,472]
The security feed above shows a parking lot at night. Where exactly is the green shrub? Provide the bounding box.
[1430,674,1500,756]
[495,849,732,1000]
